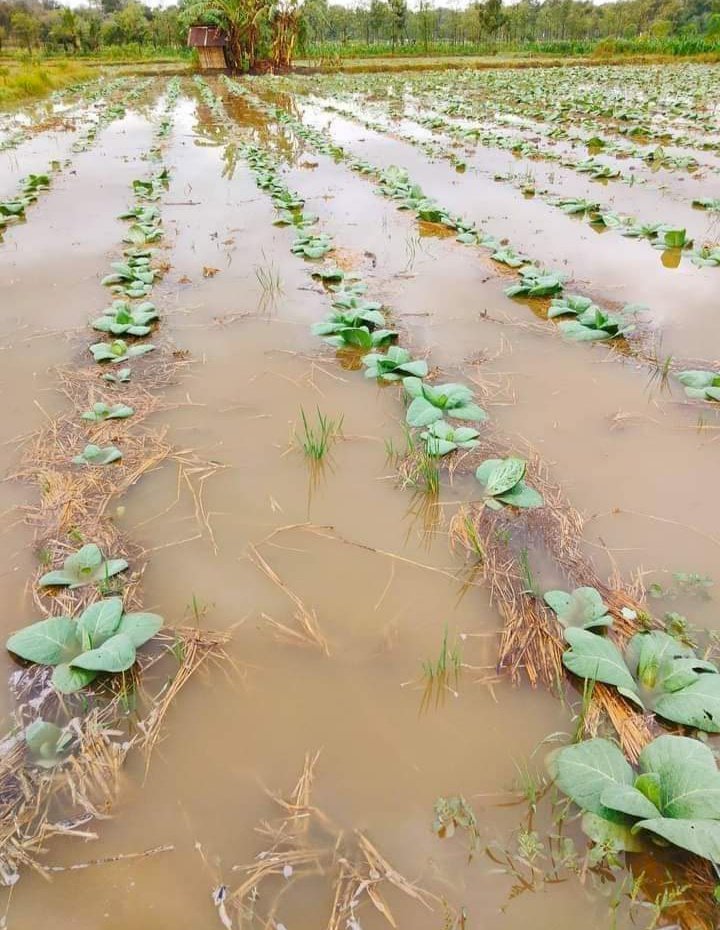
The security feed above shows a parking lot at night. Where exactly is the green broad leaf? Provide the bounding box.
[422,437,457,456]
[495,481,544,509]
[77,598,124,647]
[657,658,714,693]
[625,630,696,687]
[554,737,633,817]
[36,570,74,586]
[25,720,62,755]
[115,611,163,647]
[72,444,122,466]
[452,426,482,444]
[311,266,344,282]
[51,663,98,694]
[7,616,80,666]
[406,396,444,427]
[90,341,155,364]
[634,818,720,862]
[562,628,639,695]
[64,543,102,575]
[447,402,487,422]
[653,675,720,733]
[684,387,711,400]
[102,368,132,384]
[24,719,69,766]
[426,383,473,408]
[81,403,134,421]
[399,360,429,378]
[661,227,687,249]
[71,632,136,673]
[475,458,502,487]
[548,295,595,319]
[582,812,645,852]
[325,327,373,349]
[559,321,614,342]
[402,377,425,400]
[599,783,661,819]
[370,328,397,347]
[483,457,526,496]
[639,735,720,818]
[635,773,663,809]
[544,586,611,630]
[39,544,128,589]
[678,370,719,390]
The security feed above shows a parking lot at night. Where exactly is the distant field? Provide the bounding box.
[296,51,720,72]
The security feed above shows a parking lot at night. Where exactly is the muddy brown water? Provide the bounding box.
[0,72,719,928]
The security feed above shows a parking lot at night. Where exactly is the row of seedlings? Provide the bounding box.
[1,78,151,244]
[203,78,720,922]
[225,78,720,408]
[311,92,719,269]
[0,81,225,886]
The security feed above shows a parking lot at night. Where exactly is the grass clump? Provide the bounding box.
[0,59,93,107]
[296,407,343,461]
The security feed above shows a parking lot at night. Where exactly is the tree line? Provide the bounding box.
[0,0,718,61]
[301,0,720,55]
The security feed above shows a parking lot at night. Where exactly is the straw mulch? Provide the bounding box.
[0,348,230,883]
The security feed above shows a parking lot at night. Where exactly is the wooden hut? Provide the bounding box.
[187,26,228,70]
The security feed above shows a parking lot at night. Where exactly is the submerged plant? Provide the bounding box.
[101,258,157,298]
[491,246,530,268]
[419,420,481,457]
[102,367,132,384]
[72,444,122,466]
[690,247,720,268]
[92,300,159,336]
[654,226,690,250]
[432,795,480,858]
[312,302,386,337]
[38,544,128,590]
[362,346,428,381]
[273,209,318,228]
[547,294,598,320]
[556,197,602,216]
[6,596,162,693]
[505,267,565,299]
[291,231,333,260]
[553,735,720,861]
[475,457,543,510]
[559,307,633,342]
[677,370,720,401]
[403,377,486,427]
[311,265,345,283]
[320,324,397,350]
[693,198,720,212]
[544,586,612,630]
[23,719,73,768]
[81,402,134,422]
[123,222,162,246]
[562,627,720,729]
[90,340,155,364]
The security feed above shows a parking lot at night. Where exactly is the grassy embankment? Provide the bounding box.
[0,58,94,107]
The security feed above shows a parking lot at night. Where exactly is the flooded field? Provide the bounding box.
[1,63,720,929]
